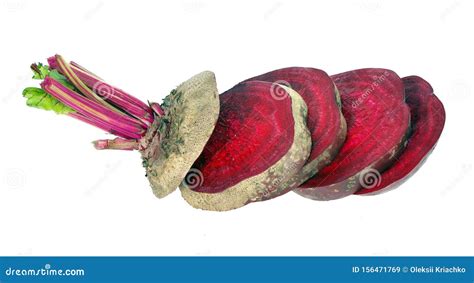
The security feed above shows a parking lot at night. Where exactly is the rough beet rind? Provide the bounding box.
[180,81,311,211]
[356,76,446,195]
[243,67,347,193]
[141,71,220,198]
[296,69,411,200]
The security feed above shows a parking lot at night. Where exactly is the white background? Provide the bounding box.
[0,0,473,256]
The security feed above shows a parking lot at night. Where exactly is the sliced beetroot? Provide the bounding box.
[296,69,411,200]
[180,81,311,211]
[243,67,347,190]
[356,76,445,195]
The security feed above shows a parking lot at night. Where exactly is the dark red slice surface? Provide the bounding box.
[356,76,446,195]
[191,81,295,193]
[243,67,344,166]
[297,68,410,200]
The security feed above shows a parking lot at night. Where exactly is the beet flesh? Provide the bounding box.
[243,67,347,191]
[356,76,446,195]
[189,82,294,193]
[180,81,311,211]
[296,69,411,200]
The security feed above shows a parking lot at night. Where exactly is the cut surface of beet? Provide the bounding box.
[193,82,294,193]
[142,71,220,198]
[296,69,410,200]
[243,67,347,188]
[356,76,446,195]
[180,80,311,211]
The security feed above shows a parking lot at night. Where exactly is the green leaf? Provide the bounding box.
[48,69,76,90]
[31,63,50,80]
[22,87,76,115]
[31,62,76,91]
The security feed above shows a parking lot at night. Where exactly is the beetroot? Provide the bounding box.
[22,55,445,211]
[180,81,311,211]
[295,69,411,200]
[355,76,446,195]
[243,67,347,190]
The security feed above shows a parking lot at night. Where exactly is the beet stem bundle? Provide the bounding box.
[24,54,163,148]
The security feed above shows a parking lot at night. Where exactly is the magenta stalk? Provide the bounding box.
[49,56,154,123]
[69,113,142,140]
[41,77,145,138]
[93,138,139,150]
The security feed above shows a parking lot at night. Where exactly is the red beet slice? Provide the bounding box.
[295,69,410,200]
[243,67,347,191]
[180,81,311,211]
[356,76,445,195]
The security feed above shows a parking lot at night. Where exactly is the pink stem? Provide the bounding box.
[41,77,145,137]
[93,137,139,150]
[55,55,122,113]
[69,113,141,139]
[49,56,153,117]
[70,61,103,80]
[78,77,154,126]
[78,71,152,115]
[50,56,150,128]
[150,102,165,117]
